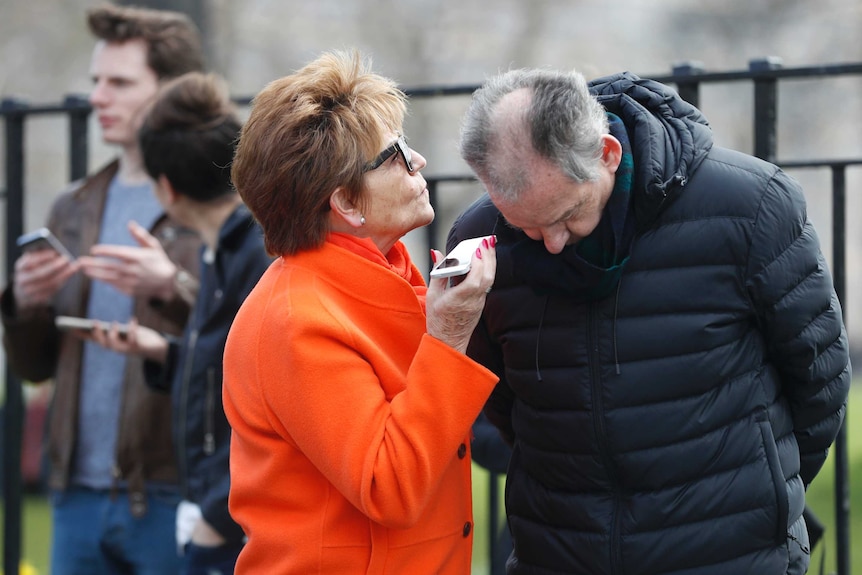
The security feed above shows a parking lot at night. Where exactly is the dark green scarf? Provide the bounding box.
[507,113,636,302]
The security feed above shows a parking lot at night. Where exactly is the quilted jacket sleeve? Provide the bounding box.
[745,168,851,486]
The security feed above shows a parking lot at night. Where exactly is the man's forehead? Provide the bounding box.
[495,179,587,230]
[494,194,557,230]
[90,38,150,73]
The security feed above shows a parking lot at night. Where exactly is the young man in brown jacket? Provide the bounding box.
[1,5,205,573]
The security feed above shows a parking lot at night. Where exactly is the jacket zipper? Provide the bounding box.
[588,306,622,574]
[204,367,216,455]
[178,328,199,498]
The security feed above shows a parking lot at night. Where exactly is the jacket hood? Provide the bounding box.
[589,72,713,229]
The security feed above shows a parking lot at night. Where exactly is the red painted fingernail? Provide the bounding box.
[491,235,497,247]
[430,249,437,264]
[476,247,482,259]
[482,238,489,249]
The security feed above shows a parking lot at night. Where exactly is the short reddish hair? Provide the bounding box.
[231,50,407,256]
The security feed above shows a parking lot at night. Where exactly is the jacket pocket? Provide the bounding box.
[755,410,789,546]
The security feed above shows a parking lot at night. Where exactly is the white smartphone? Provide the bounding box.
[55,315,128,336]
[16,228,75,260]
[430,235,493,279]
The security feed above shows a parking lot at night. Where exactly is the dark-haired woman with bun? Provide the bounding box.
[93,71,271,574]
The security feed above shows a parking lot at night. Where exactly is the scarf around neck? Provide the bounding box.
[327,232,428,307]
[506,112,636,302]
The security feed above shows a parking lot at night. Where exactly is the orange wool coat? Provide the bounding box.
[223,234,499,574]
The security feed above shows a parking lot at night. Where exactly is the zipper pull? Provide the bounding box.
[204,433,215,455]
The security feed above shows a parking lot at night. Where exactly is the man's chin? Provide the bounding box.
[100,133,129,146]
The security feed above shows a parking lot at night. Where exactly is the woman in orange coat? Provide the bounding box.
[223,50,499,574]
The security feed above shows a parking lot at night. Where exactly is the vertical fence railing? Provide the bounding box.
[1,95,94,575]
[3,60,862,574]
[66,95,92,183]
[2,97,27,575]
[832,164,851,575]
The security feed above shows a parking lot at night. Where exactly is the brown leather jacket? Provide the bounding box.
[1,160,201,516]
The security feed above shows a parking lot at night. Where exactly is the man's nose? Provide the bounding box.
[542,231,568,255]
[89,82,109,107]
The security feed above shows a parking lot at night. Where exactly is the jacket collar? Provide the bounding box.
[217,203,258,253]
[287,235,427,314]
[589,71,714,230]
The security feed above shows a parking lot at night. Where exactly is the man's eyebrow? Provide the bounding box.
[554,205,578,224]
[503,218,521,231]
[555,193,590,224]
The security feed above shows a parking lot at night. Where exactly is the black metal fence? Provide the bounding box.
[3,57,860,574]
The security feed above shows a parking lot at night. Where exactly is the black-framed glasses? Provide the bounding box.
[365,135,414,173]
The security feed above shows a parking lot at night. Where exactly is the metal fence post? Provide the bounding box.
[832,164,851,575]
[425,179,439,265]
[65,94,91,182]
[750,57,783,163]
[2,96,28,575]
[488,472,502,574]
[671,61,704,108]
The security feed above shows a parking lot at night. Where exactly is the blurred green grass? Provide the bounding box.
[0,493,50,575]
[803,382,861,574]
[3,384,859,575]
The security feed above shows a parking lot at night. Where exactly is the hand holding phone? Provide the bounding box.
[16,228,75,260]
[55,315,128,336]
[426,235,497,353]
[430,236,495,279]
[13,230,80,310]
[58,315,168,362]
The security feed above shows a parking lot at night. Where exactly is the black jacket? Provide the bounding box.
[147,204,271,543]
[448,72,850,575]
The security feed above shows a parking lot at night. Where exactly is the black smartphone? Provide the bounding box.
[16,228,75,260]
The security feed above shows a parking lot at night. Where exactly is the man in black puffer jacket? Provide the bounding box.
[450,68,850,575]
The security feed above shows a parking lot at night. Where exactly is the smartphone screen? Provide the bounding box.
[16,228,75,260]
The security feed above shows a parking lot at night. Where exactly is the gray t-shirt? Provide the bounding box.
[73,175,162,489]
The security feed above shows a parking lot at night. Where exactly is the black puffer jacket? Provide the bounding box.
[449,72,850,575]
[146,204,271,543]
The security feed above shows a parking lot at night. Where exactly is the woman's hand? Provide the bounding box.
[190,517,227,547]
[88,317,169,364]
[425,235,496,353]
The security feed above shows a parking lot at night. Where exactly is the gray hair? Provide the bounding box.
[459,68,608,202]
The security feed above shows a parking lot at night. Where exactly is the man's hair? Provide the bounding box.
[459,68,608,202]
[138,72,240,202]
[87,3,205,80]
[231,50,407,256]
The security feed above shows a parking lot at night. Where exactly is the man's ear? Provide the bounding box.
[329,187,364,229]
[600,134,623,173]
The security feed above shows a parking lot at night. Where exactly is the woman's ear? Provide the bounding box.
[329,187,364,229]
[156,174,179,205]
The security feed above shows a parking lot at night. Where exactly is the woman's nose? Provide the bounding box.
[410,149,427,172]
